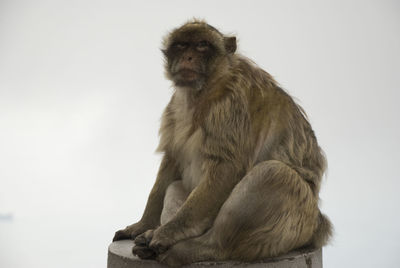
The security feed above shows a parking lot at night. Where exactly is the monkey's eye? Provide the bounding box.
[174,42,188,50]
[196,41,210,52]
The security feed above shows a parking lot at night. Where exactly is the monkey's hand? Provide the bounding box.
[113,221,150,242]
[148,226,177,254]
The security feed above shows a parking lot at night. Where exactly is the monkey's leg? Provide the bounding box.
[214,160,319,260]
[158,160,320,266]
[133,181,189,259]
[113,155,180,242]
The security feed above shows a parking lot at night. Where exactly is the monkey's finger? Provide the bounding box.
[135,229,155,245]
[112,230,130,242]
[134,235,147,246]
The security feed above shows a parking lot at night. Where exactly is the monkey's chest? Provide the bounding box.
[172,110,204,192]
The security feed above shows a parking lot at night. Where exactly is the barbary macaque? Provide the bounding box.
[113,19,332,267]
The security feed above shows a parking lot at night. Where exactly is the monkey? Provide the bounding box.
[113,19,332,267]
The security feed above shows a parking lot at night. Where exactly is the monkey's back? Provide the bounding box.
[230,56,326,194]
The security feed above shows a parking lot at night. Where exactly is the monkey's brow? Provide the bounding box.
[173,40,211,46]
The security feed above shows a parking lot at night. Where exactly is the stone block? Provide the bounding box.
[108,240,322,268]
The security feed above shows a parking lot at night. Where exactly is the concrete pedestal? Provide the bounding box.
[108,240,322,268]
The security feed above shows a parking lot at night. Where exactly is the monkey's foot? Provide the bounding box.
[148,228,175,255]
[132,229,157,260]
[157,243,191,267]
[132,245,157,260]
[157,234,219,267]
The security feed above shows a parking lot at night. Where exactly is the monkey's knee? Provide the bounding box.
[211,161,317,255]
[160,181,189,225]
[246,160,292,183]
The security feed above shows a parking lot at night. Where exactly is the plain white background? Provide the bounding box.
[0,0,399,267]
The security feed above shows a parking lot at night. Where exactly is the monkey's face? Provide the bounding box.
[163,22,236,90]
[164,37,217,89]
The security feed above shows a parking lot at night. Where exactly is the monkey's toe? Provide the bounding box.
[149,241,169,254]
[132,245,157,260]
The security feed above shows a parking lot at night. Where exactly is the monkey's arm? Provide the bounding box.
[150,91,252,251]
[140,154,181,226]
[113,154,180,241]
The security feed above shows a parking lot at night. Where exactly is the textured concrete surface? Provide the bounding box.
[108,240,322,268]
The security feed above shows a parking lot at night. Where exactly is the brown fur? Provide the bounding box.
[113,19,332,267]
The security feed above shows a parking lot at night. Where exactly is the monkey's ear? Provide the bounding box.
[224,36,237,54]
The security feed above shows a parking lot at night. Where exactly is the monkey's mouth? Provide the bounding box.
[176,69,200,81]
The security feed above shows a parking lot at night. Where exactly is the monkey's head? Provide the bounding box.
[162,20,237,90]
